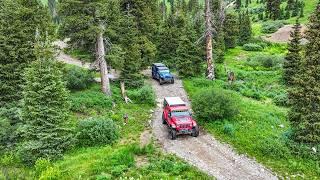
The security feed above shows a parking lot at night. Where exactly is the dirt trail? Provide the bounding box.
[146,70,277,180]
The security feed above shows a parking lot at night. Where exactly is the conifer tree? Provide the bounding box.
[0,0,52,106]
[283,19,302,85]
[266,0,281,20]
[224,13,239,49]
[288,3,320,144]
[239,11,252,45]
[19,37,73,164]
[236,0,242,9]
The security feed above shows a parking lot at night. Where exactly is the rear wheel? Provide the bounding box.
[162,113,166,124]
[170,128,177,140]
[192,126,199,137]
[171,78,174,84]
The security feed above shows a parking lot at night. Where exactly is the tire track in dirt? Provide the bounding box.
[145,70,277,180]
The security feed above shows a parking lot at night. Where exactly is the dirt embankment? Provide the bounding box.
[263,25,307,43]
[146,70,277,180]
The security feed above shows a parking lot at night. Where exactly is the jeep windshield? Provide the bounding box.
[171,110,190,117]
[159,70,170,75]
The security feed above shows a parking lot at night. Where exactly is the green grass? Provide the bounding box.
[183,44,320,178]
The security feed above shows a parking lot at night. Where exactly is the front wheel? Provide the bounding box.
[162,113,166,124]
[191,126,199,137]
[159,79,163,85]
[170,128,177,140]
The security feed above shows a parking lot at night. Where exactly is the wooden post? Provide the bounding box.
[120,81,132,104]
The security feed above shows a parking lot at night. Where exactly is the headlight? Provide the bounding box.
[171,124,176,128]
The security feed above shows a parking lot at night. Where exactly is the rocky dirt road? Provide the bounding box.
[146,71,277,180]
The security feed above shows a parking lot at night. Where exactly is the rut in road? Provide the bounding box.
[146,70,277,180]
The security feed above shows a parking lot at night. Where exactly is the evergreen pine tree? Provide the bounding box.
[283,19,302,85]
[19,38,73,164]
[0,0,52,106]
[239,11,252,45]
[266,0,281,20]
[288,3,320,144]
[224,13,239,49]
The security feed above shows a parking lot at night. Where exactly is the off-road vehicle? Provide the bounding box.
[151,63,174,85]
[162,97,199,140]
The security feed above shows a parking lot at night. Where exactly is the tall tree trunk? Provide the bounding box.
[205,0,215,80]
[96,24,111,96]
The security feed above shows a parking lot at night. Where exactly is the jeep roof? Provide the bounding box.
[157,67,169,70]
[164,97,186,107]
[152,63,166,67]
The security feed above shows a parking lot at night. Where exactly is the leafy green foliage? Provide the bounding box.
[243,43,263,51]
[192,89,239,121]
[261,20,285,33]
[127,85,156,105]
[70,86,113,113]
[246,54,284,69]
[76,118,119,147]
[64,66,94,90]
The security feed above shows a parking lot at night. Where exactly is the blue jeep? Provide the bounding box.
[151,63,174,85]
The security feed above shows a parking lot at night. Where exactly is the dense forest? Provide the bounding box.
[0,0,320,179]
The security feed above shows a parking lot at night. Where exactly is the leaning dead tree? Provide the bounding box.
[96,23,111,96]
[205,0,215,80]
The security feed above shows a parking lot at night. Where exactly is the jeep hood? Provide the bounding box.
[172,116,193,124]
[160,72,172,78]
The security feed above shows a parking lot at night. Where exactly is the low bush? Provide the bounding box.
[246,54,284,69]
[223,123,235,137]
[35,158,51,177]
[273,92,288,106]
[192,89,239,121]
[64,66,94,90]
[243,43,263,51]
[70,89,113,112]
[127,85,156,105]
[261,21,286,34]
[76,118,119,147]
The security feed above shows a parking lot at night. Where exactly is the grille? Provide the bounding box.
[179,124,191,128]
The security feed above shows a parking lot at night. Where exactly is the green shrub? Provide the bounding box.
[223,123,235,136]
[127,85,156,105]
[70,90,113,112]
[258,138,290,158]
[261,21,286,34]
[76,118,119,147]
[243,43,263,51]
[246,54,284,69]
[64,66,94,90]
[192,89,239,121]
[273,92,288,106]
[35,158,51,177]
[39,166,62,180]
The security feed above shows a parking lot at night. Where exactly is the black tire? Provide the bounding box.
[170,128,177,140]
[192,126,199,137]
[162,113,166,124]
[159,79,163,85]
[171,78,174,84]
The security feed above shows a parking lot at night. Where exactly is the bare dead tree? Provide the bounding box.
[96,23,111,96]
[202,0,235,80]
[205,0,215,80]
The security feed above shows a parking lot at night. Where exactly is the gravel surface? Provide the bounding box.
[146,70,278,180]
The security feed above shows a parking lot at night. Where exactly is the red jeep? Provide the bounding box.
[162,97,199,140]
